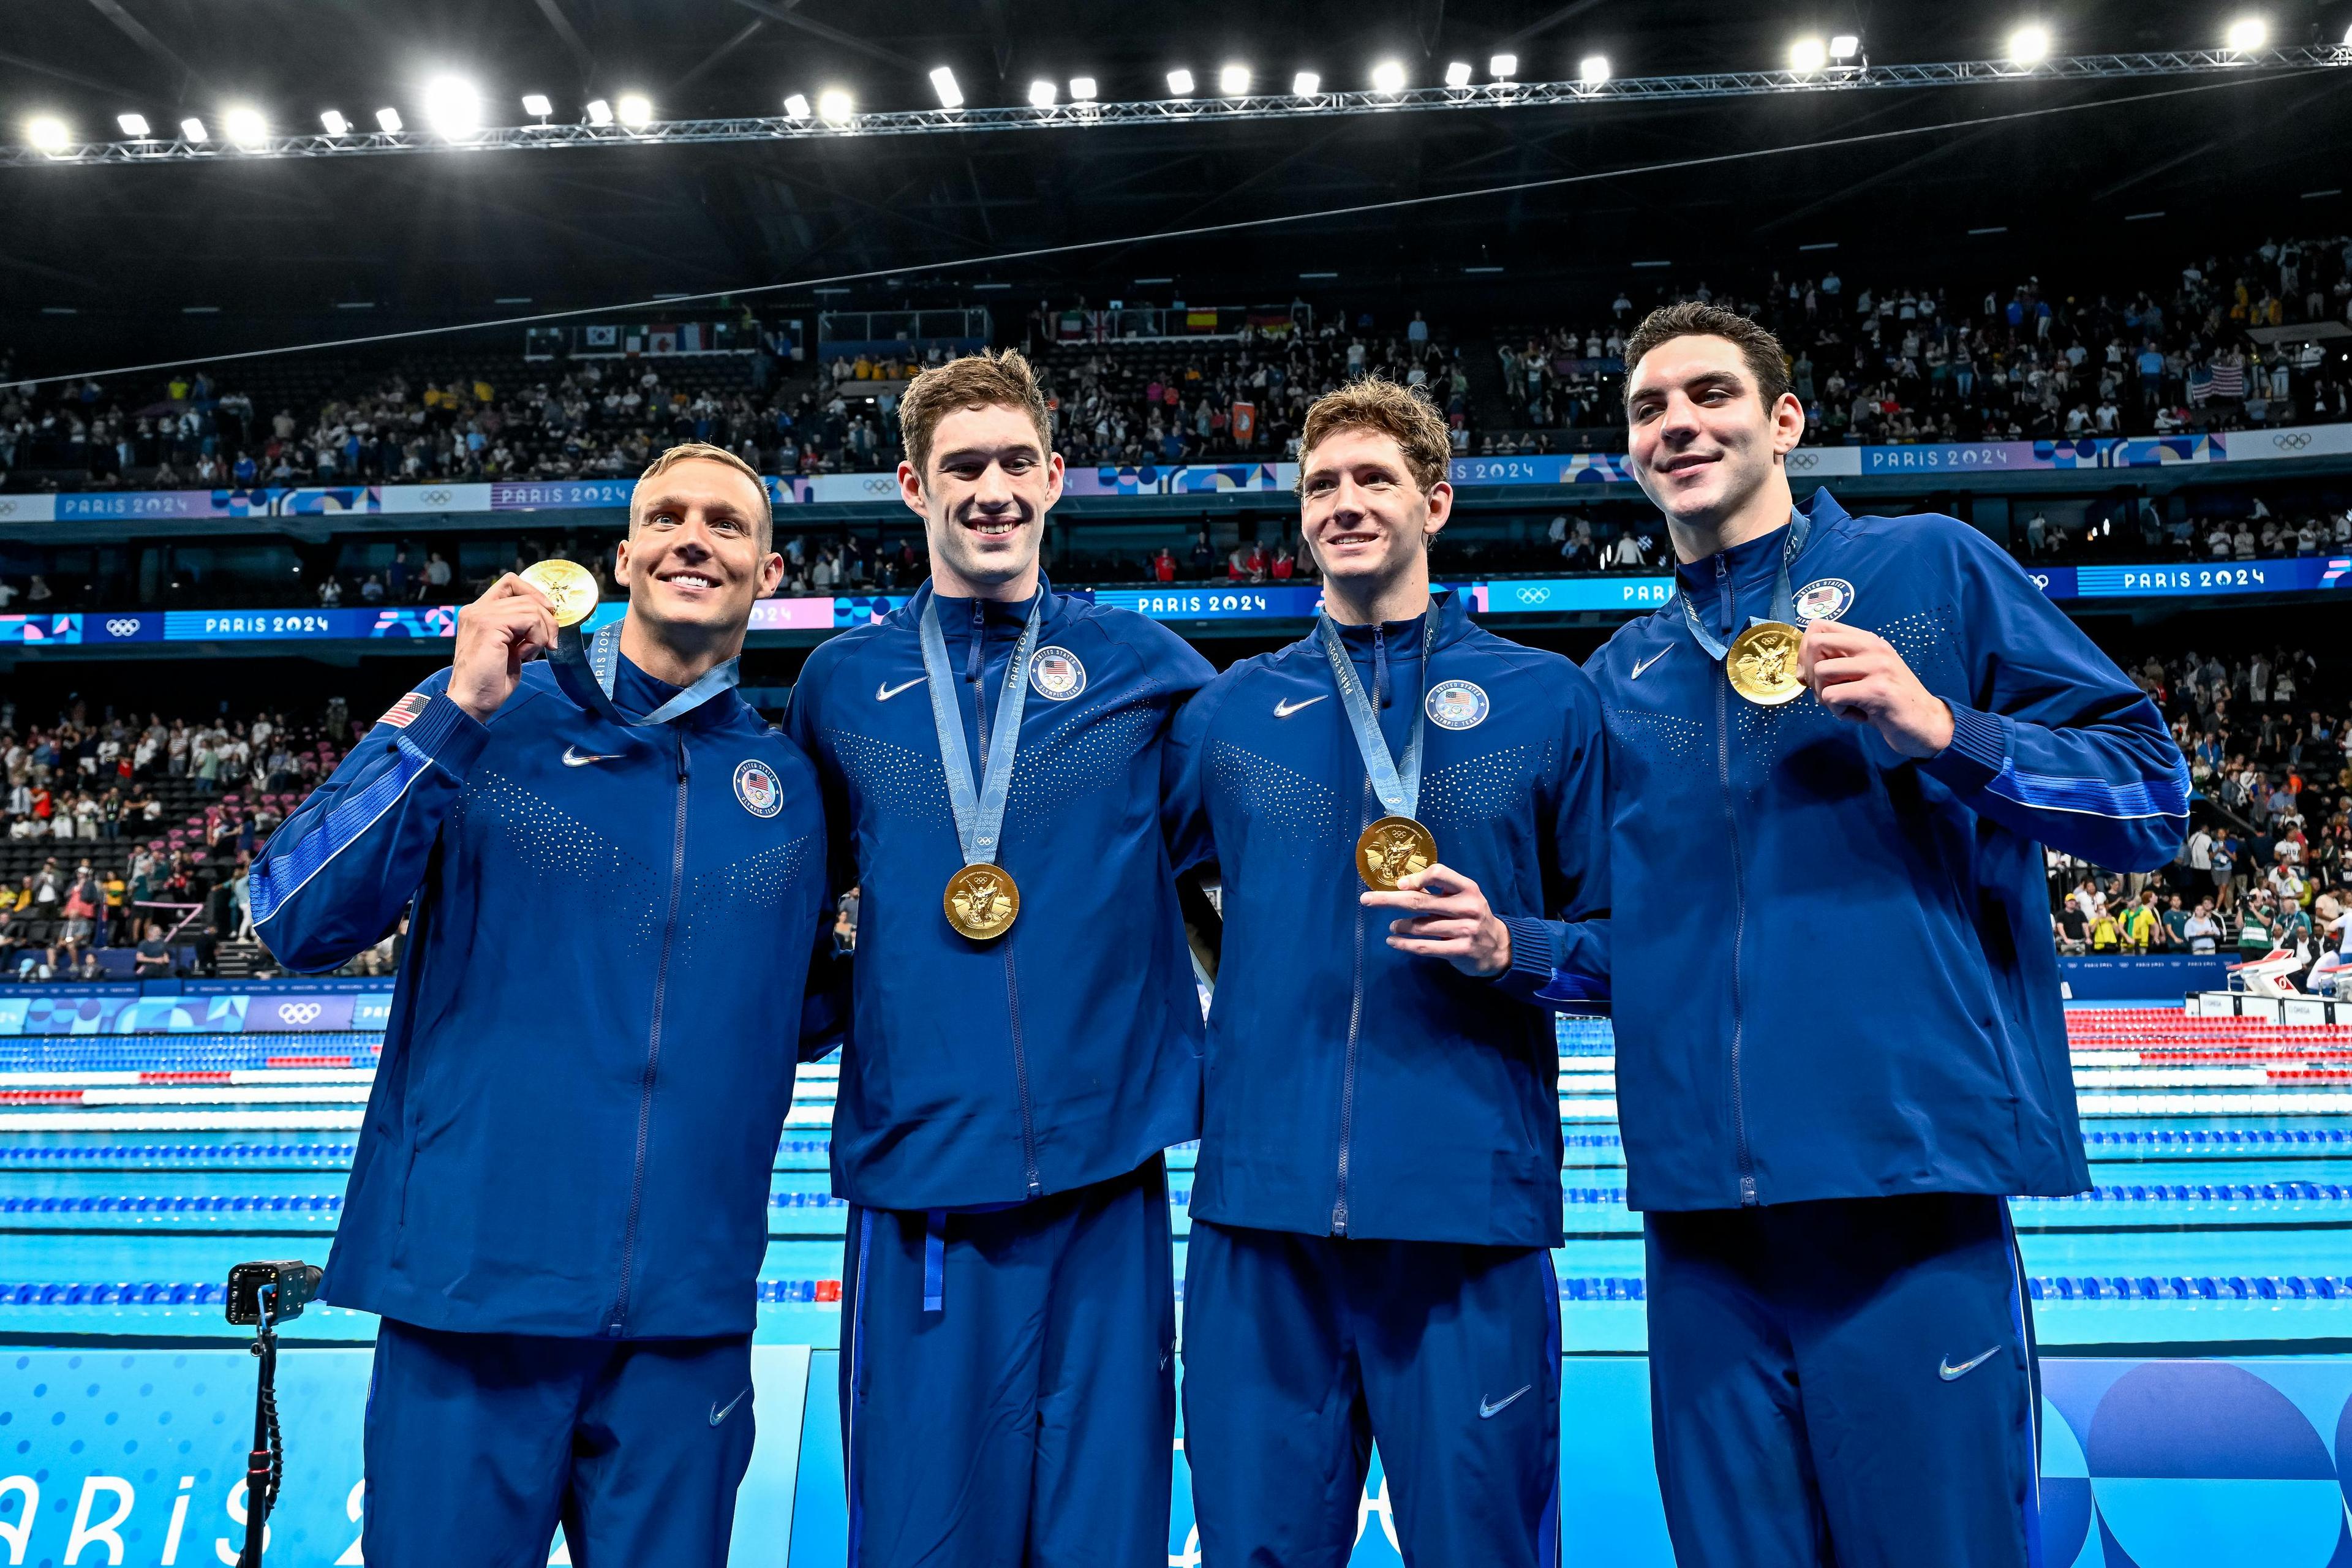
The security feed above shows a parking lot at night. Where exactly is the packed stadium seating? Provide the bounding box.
[7,228,2350,497]
[1,708,341,979]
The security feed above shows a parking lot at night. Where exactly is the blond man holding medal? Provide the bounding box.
[783,350,1215,1567]
[1585,303,2187,1567]
[253,442,837,1566]
[1164,379,1610,1566]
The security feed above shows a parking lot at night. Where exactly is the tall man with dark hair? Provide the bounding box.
[1167,379,1609,1565]
[785,350,1215,1566]
[1585,303,2187,1566]
[254,442,837,1566]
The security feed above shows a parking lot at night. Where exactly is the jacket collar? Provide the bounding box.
[1312,586,1475,655]
[1670,488,1845,600]
[899,571,1062,635]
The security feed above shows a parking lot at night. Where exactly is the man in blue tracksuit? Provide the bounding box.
[1583,304,2187,1567]
[1166,379,1609,1566]
[252,442,835,1566]
[784,351,1214,1566]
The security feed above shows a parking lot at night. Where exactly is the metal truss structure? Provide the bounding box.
[5,45,2346,168]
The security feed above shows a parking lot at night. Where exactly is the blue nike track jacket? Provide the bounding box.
[1583,488,2188,1212]
[785,576,1216,1210]
[1165,589,1610,1247]
[251,662,834,1338]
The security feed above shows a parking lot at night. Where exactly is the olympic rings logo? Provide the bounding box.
[1785,451,1820,470]
[276,1002,323,1025]
[105,619,141,637]
[420,488,453,506]
[2273,432,2313,450]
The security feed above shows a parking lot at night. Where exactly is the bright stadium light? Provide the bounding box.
[929,67,963,108]
[223,105,267,146]
[1444,60,1474,88]
[583,98,612,126]
[423,76,482,138]
[2225,15,2267,50]
[521,93,552,119]
[1789,36,1829,72]
[1829,34,1861,59]
[817,88,853,124]
[26,116,70,154]
[1167,68,1196,96]
[319,109,350,135]
[2007,24,2052,64]
[1370,59,1408,94]
[117,113,150,138]
[1218,63,1251,95]
[616,93,653,129]
[1292,70,1321,95]
[1069,77,1098,102]
[180,116,208,141]
[782,92,810,119]
[1580,55,1611,85]
[1490,53,1518,78]
[375,106,402,132]
[1027,78,1057,107]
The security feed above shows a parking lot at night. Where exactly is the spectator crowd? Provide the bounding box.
[2048,645,2352,994]
[9,225,2348,497]
[0,695,366,981]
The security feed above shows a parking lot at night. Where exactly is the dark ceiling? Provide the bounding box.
[5,0,2352,376]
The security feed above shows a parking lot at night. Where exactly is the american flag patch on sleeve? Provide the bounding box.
[377,692,432,730]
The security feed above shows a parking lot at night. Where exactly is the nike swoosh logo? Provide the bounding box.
[1273,695,1328,718]
[1630,648,1670,680]
[710,1385,750,1426]
[1478,1384,1533,1419]
[561,745,624,767]
[1938,1346,2001,1382]
[876,677,926,701]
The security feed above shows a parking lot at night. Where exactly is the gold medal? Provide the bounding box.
[1725,620,1805,706]
[519,559,598,630]
[943,863,1020,940]
[1355,815,1439,890]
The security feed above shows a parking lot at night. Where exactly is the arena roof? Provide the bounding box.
[3,0,2351,366]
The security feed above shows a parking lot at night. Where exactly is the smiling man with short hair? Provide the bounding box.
[1587,301,2188,1567]
[1165,378,1609,1564]
[252,441,835,1565]
[785,349,1213,1567]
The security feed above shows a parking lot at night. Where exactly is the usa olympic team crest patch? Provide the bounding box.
[1028,646,1087,701]
[1425,679,1490,731]
[733,759,783,818]
[1793,578,1855,624]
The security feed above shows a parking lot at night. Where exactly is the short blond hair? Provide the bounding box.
[1298,379,1451,497]
[897,350,1054,480]
[633,442,772,549]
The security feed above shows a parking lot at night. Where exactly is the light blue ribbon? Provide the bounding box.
[1678,511,1812,663]
[550,620,741,725]
[1314,611,1439,820]
[918,596,1042,867]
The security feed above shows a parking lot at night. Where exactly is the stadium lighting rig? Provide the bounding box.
[10,40,2348,166]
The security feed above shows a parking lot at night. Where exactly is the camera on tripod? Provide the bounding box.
[225,1260,323,1568]
[227,1261,322,1326]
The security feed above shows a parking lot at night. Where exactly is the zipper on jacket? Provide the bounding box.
[972,601,1042,1197]
[1713,556,1759,1206]
[1332,776,1371,1235]
[608,727,692,1333]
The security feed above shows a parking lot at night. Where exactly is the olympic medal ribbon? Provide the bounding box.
[1316,611,1443,889]
[549,617,742,727]
[918,594,1044,939]
[1677,512,1812,705]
